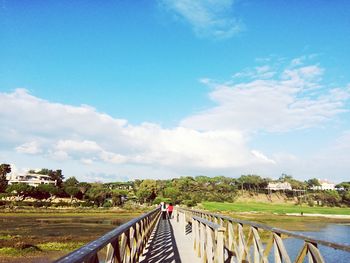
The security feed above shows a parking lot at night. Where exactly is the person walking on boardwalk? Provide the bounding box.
[161,202,167,220]
[167,203,174,219]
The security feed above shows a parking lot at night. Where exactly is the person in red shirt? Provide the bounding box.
[167,203,174,219]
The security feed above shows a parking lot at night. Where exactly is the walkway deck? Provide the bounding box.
[140,217,200,263]
[55,207,350,263]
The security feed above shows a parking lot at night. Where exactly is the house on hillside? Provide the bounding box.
[266,182,292,191]
[311,179,335,191]
[6,173,56,187]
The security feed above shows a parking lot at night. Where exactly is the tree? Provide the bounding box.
[136,179,157,204]
[342,191,350,206]
[163,187,180,203]
[64,186,80,203]
[279,174,306,189]
[111,189,128,206]
[237,175,264,191]
[77,182,91,197]
[50,169,64,187]
[64,176,79,187]
[0,164,11,193]
[176,177,196,193]
[6,183,33,201]
[85,184,109,206]
[307,178,321,189]
[336,182,350,191]
[315,190,341,206]
[34,184,58,201]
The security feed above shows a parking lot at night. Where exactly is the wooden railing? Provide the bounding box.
[176,207,350,263]
[55,207,160,263]
[192,216,225,263]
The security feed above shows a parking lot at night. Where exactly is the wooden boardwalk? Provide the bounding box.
[140,216,200,263]
[55,207,350,263]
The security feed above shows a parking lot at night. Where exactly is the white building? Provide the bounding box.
[312,179,335,191]
[6,173,56,187]
[266,182,292,191]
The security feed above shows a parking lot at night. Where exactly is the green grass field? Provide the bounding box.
[202,201,350,215]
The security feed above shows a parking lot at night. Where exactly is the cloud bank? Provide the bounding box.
[0,89,269,173]
[1,59,350,181]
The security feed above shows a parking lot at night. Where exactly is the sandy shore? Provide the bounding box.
[286,213,350,219]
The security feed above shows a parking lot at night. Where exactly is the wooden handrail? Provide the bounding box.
[176,207,350,263]
[55,207,160,263]
[192,216,225,263]
[193,216,225,231]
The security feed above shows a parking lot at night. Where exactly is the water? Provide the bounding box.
[282,223,350,262]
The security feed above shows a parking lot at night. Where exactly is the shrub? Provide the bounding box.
[182,199,196,207]
[0,193,8,199]
[103,201,112,208]
[37,242,85,251]
[342,191,350,206]
[152,197,171,205]
[55,200,70,207]
[314,191,341,207]
[307,199,314,207]
[79,201,94,207]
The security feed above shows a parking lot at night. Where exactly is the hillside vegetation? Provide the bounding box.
[1,164,350,210]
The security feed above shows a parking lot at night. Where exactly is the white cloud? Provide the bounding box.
[182,64,349,132]
[81,158,93,165]
[99,151,127,164]
[54,139,127,164]
[251,150,276,164]
[15,141,42,154]
[0,89,274,175]
[233,65,276,80]
[125,127,253,168]
[56,140,102,153]
[160,0,242,39]
[50,150,69,161]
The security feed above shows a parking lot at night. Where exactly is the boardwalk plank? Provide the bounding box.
[140,217,200,263]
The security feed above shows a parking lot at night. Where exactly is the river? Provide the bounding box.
[282,223,350,262]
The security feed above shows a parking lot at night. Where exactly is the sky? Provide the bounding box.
[1,0,350,182]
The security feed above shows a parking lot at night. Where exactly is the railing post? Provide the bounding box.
[181,210,187,234]
[206,225,213,263]
[215,227,225,263]
[174,207,178,222]
[200,222,207,263]
[227,221,234,254]
[192,217,200,258]
[307,242,325,263]
[196,220,201,257]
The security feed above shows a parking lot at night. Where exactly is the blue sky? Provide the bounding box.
[1,0,350,182]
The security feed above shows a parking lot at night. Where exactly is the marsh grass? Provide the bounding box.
[0,211,140,262]
[0,235,15,240]
[0,247,33,257]
[202,201,350,215]
[37,242,86,251]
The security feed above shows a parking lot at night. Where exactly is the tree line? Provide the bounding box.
[0,164,349,208]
